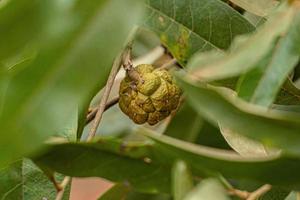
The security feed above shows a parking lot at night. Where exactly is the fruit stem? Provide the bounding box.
[122,44,143,83]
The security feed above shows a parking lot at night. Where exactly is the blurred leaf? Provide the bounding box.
[35,131,300,192]
[236,48,276,102]
[132,28,161,58]
[243,11,267,27]
[34,139,171,194]
[187,4,297,81]
[0,0,143,166]
[275,79,300,105]
[178,77,300,155]
[0,99,76,199]
[98,183,172,200]
[98,183,131,200]
[0,0,54,60]
[196,121,231,150]
[0,159,70,200]
[237,13,300,107]
[164,102,203,142]
[183,179,229,200]
[219,126,274,157]
[142,131,300,189]
[172,160,194,200]
[229,0,279,16]
[285,192,299,200]
[143,0,254,64]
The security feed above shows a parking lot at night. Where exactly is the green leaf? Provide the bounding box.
[243,11,267,27]
[187,4,297,81]
[229,0,279,16]
[34,139,171,194]
[0,104,76,199]
[35,131,300,192]
[285,192,299,200]
[98,183,131,200]
[98,183,172,200]
[177,77,300,155]
[0,0,54,60]
[172,160,194,200]
[164,102,203,142]
[219,126,277,157]
[142,130,300,189]
[238,13,300,107]
[0,159,70,200]
[183,179,229,200]
[275,79,300,105]
[0,0,143,166]
[143,0,255,64]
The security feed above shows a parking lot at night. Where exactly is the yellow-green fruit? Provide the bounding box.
[119,64,182,125]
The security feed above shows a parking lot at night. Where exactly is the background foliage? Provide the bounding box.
[1,0,300,199]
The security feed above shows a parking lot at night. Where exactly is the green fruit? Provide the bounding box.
[119,64,182,125]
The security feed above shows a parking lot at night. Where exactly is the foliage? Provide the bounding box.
[0,0,300,199]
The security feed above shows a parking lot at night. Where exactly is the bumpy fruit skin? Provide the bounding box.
[119,64,182,125]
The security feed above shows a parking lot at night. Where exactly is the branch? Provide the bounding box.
[55,176,71,200]
[228,184,272,200]
[246,184,272,200]
[86,96,119,124]
[86,53,123,141]
[159,58,178,70]
[122,45,142,83]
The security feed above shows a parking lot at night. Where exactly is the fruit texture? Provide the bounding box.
[119,64,182,125]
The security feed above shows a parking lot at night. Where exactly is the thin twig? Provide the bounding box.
[228,184,271,200]
[86,96,120,124]
[228,188,250,199]
[159,58,178,70]
[55,176,71,200]
[49,174,63,192]
[246,184,272,200]
[87,54,123,141]
[122,45,142,83]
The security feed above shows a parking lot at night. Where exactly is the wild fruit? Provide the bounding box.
[119,64,182,125]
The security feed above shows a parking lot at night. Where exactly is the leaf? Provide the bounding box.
[142,130,300,189]
[183,179,229,200]
[177,77,300,155]
[285,192,300,200]
[274,78,300,106]
[98,183,131,200]
[143,0,255,64]
[187,4,297,81]
[238,13,300,107]
[0,105,76,199]
[34,139,171,194]
[0,0,54,60]
[219,126,274,157]
[0,0,144,166]
[98,183,172,200]
[35,131,300,192]
[164,102,203,142]
[243,11,267,27]
[0,159,70,200]
[229,0,279,16]
[172,160,194,200]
